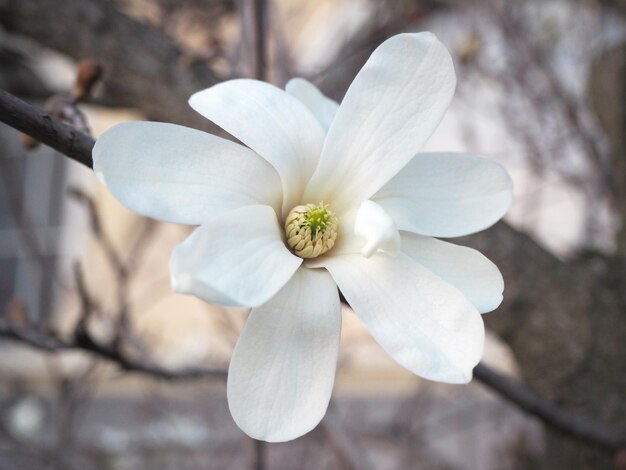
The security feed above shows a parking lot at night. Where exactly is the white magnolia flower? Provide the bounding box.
[93,32,512,442]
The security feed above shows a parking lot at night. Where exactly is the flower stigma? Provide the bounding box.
[285,202,338,259]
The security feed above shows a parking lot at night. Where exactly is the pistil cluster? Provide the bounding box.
[285,202,338,258]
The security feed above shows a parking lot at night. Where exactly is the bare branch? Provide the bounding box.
[474,363,626,452]
[0,0,221,128]
[0,88,94,168]
[239,0,268,81]
[249,438,266,470]
[321,405,375,470]
[251,0,268,81]
[0,320,226,381]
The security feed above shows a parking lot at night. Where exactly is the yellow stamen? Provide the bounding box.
[285,202,338,259]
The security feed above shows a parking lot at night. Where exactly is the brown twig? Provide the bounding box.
[251,0,268,81]
[249,438,266,470]
[0,88,94,168]
[0,320,226,381]
[474,363,626,452]
[240,0,268,81]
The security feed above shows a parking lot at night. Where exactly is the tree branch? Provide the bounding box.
[321,405,375,470]
[0,0,221,129]
[0,320,226,381]
[0,88,94,168]
[474,364,626,453]
[251,0,268,81]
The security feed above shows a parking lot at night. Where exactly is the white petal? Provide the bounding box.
[315,253,484,383]
[303,33,456,212]
[93,122,282,225]
[285,78,339,132]
[374,152,513,237]
[170,205,301,307]
[228,268,341,442]
[401,233,504,313]
[354,200,400,257]
[314,201,399,258]
[189,79,326,214]
[319,206,360,256]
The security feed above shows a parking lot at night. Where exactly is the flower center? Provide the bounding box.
[285,202,338,259]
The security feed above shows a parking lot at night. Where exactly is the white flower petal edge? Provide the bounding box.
[170,205,302,308]
[189,79,326,215]
[285,78,339,132]
[304,32,456,212]
[310,253,484,383]
[401,233,504,313]
[374,152,513,237]
[93,122,282,225]
[228,268,341,442]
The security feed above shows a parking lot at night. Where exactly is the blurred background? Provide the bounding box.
[0,0,625,468]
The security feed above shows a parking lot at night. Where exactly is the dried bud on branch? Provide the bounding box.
[20,59,103,150]
[73,60,104,101]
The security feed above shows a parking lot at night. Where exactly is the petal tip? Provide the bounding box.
[481,291,504,314]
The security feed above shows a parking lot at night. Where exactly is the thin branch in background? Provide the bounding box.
[72,262,102,332]
[0,320,227,381]
[252,0,268,81]
[68,188,134,348]
[239,0,268,81]
[321,405,375,470]
[48,358,101,468]
[68,188,126,278]
[473,363,626,453]
[250,437,266,470]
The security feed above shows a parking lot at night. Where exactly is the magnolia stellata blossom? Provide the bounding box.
[93,32,513,442]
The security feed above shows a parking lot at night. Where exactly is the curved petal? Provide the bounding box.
[93,122,282,225]
[303,32,456,212]
[400,233,504,313]
[354,200,400,257]
[285,78,339,132]
[313,253,484,383]
[189,79,326,214]
[319,206,360,256]
[315,200,399,258]
[374,152,513,237]
[228,267,341,442]
[170,205,301,308]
